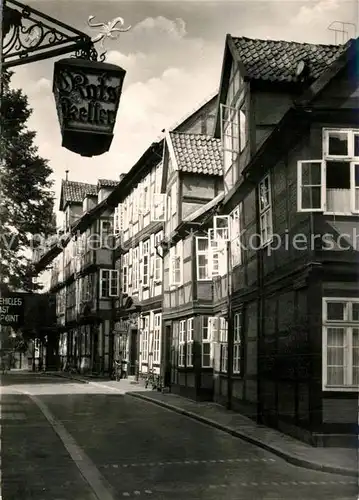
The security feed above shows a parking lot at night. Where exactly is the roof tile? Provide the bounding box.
[62,180,97,205]
[169,132,223,176]
[98,179,119,188]
[231,36,351,82]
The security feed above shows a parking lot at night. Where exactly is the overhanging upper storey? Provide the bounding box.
[3,0,97,69]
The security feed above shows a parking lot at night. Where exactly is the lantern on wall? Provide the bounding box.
[52,57,126,157]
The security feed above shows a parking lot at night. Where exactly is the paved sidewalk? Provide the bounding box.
[44,371,358,477]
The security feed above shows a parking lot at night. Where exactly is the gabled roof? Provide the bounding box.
[59,181,97,210]
[168,132,223,176]
[98,179,119,188]
[231,36,351,83]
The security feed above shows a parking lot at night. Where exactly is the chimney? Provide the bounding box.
[65,170,69,181]
[119,173,126,181]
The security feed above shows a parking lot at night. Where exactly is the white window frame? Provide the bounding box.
[323,128,358,159]
[170,242,182,286]
[258,174,273,247]
[195,236,210,281]
[297,160,326,212]
[220,317,228,373]
[113,205,122,234]
[186,317,194,368]
[322,297,359,392]
[151,193,167,222]
[141,316,149,363]
[100,219,113,248]
[142,239,150,287]
[154,232,163,283]
[233,311,242,374]
[99,269,119,298]
[153,313,161,364]
[213,215,230,242]
[179,320,186,367]
[208,229,226,278]
[230,204,242,267]
[201,316,213,368]
[133,247,139,291]
[220,103,240,174]
[122,253,129,294]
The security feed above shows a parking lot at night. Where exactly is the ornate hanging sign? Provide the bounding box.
[52,58,126,156]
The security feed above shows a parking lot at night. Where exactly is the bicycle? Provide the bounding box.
[145,369,161,390]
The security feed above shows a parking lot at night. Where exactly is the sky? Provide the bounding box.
[6,0,359,225]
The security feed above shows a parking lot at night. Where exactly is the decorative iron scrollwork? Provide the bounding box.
[73,43,100,62]
[87,15,131,61]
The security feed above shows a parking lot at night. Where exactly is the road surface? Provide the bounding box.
[0,371,357,499]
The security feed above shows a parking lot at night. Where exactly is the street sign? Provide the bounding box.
[0,293,25,327]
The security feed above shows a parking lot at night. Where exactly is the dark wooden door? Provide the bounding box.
[129,329,138,376]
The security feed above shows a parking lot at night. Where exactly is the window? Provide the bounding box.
[142,240,150,287]
[196,237,210,281]
[113,205,122,234]
[179,320,186,367]
[221,104,239,176]
[122,253,129,294]
[100,219,113,248]
[153,313,161,364]
[258,175,273,246]
[170,242,182,286]
[152,193,166,222]
[323,298,359,391]
[154,232,163,282]
[233,311,242,374]
[213,216,230,241]
[141,316,149,363]
[230,205,241,267]
[187,318,194,367]
[133,247,139,291]
[170,182,177,232]
[202,317,212,367]
[166,192,171,235]
[220,317,228,373]
[99,269,119,298]
[208,229,227,277]
[298,129,359,214]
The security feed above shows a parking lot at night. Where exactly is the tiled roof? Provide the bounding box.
[61,180,97,205]
[97,179,119,188]
[169,132,223,176]
[231,36,351,82]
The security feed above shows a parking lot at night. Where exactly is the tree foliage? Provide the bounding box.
[0,71,56,291]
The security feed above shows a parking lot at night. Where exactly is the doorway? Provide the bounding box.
[129,329,138,376]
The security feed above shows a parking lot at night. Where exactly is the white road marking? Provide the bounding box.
[105,457,276,468]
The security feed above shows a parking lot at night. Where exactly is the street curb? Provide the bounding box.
[43,372,90,384]
[128,393,358,478]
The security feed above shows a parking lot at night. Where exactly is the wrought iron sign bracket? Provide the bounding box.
[2,0,99,69]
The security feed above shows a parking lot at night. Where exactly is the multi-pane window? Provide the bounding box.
[196,237,210,280]
[99,269,119,298]
[187,318,194,368]
[122,253,129,294]
[323,298,359,390]
[202,317,212,368]
[179,320,186,367]
[113,205,122,234]
[133,247,139,291]
[258,175,273,246]
[100,219,113,248]
[233,311,242,374]
[230,204,241,267]
[220,317,228,373]
[142,240,150,287]
[170,242,182,286]
[208,229,227,278]
[153,313,161,364]
[152,193,166,222]
[298,128,359,214]
[154,232,163,282]
[213,216,230,241]
[141,316,149,363]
